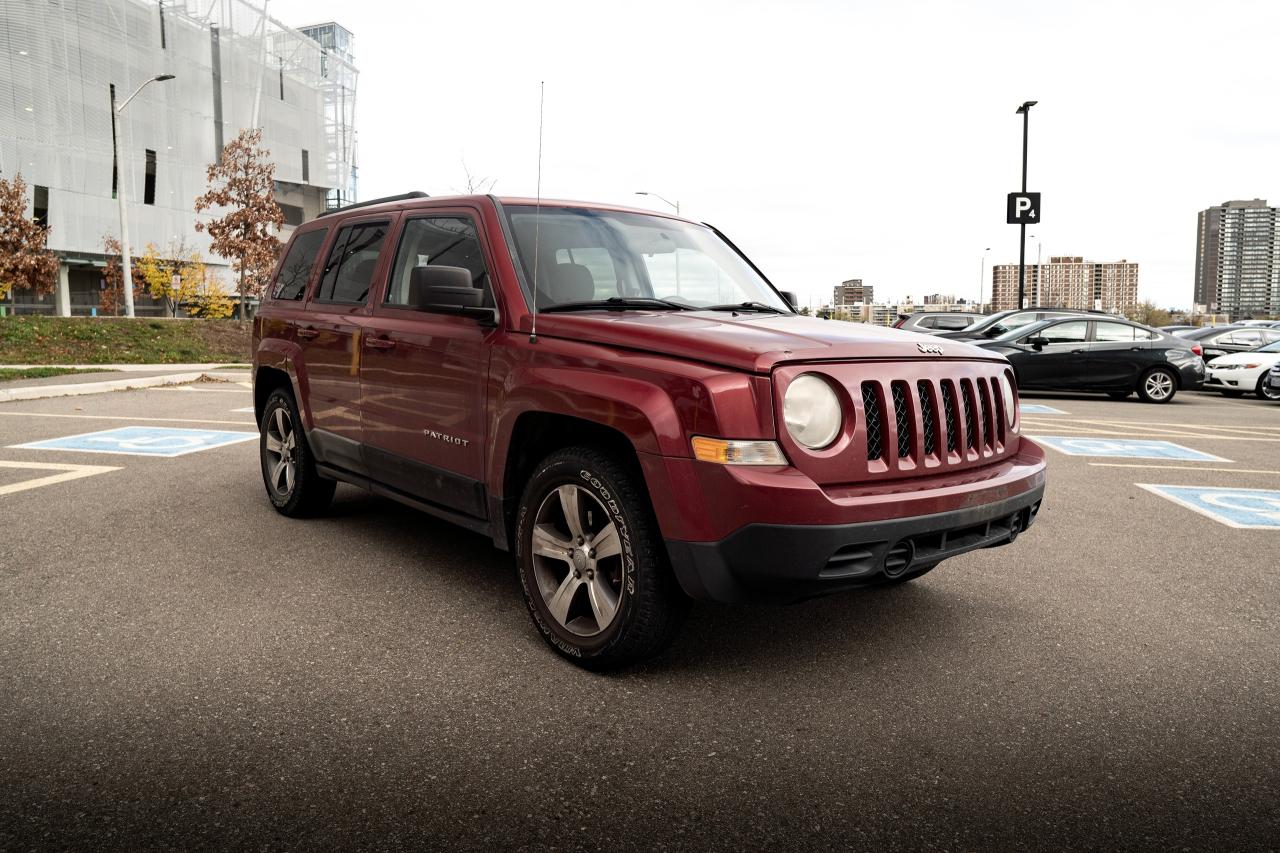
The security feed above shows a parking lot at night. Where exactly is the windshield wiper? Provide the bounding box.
[540,297,693,314]
[703,301,787,314]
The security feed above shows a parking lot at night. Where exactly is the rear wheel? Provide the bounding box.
[515,446,685,670]
[1257,374,1280,401]
[259,388,335,517]
[1137,367,1177,403]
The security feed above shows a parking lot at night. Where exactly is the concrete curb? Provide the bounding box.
[0,372,246,403]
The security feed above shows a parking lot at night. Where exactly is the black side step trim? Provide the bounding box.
[315,462,492,538]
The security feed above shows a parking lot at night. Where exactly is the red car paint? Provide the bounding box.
[254,194,1045,600]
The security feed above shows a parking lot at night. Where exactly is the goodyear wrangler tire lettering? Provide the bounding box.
[513,447,685,670]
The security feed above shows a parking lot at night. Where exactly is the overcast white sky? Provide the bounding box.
[272,0,1280,311]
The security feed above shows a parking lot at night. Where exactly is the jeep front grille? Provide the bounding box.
[780,363,1017,485]
[862,382,884,461]
[917,380,937,456]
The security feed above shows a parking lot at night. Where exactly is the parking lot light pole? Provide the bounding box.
[112,73,175,318]
[978,247,991,311]
[634,191,680,215]
[1014,101,1036,310]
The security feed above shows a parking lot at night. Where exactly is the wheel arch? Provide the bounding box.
[492,411,644,551]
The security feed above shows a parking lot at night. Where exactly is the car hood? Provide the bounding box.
[529,310,1001,373]
[1209,353,1280,368]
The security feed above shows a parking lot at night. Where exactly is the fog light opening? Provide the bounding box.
[883,540,915,578]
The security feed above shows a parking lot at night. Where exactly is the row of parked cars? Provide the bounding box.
[894,308,1280,403]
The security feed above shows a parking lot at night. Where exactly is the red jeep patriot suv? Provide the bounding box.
[253,193,1046,669]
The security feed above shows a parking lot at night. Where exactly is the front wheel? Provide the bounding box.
[1137,367,1178,403]
[1257,375,1280,401]
[515,446,685,670]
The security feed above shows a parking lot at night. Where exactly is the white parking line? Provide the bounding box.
[1090,462,1280,475]
[0,460,120,496]
[0,411,255,427]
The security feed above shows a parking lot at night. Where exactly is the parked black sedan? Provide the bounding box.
[976,316,1205,403]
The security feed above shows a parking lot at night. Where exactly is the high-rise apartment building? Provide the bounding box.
[991,257,1138,313]
[1194,199,1280,319]
[833,279,873,307]
[1,0,358,315]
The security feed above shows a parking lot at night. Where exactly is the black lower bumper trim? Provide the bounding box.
[665,484,1045,604]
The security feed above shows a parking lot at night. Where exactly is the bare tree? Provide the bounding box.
[0,173,59,308]
[458,160,497,194]
[194,128,284,319]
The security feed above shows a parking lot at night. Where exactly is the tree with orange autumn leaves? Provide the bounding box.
[0,173,59,304]
[194,128,284,319]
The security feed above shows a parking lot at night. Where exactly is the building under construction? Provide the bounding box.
[0,0,358,315]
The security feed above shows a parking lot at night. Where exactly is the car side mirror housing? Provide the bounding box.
[779,291,798,311]
[1028,336,1049,349]
[408,266,493,320]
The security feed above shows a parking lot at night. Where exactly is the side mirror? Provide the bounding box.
[408,266,491,319]
[1028,336,1049,349]
[779,291,798,311]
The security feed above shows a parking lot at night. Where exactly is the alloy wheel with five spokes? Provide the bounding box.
[264,406,297,498]
[531,483,624,637]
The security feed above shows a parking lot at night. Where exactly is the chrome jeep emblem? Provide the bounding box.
[917,343,944,355]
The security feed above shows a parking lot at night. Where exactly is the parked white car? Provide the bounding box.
[1204,341,1280,400]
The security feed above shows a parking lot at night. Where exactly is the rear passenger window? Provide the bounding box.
[385,217,489,306]
[272,229,327,300]
[917,317,938,329]
[316,221,389,304]
[1094,322,1135,342]
[934,316,972,330]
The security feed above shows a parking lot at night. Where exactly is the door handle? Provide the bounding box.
[1129,346,1143,351]
[1071,348,1086,354]
[365,336,396,350]
[296,327,320,340]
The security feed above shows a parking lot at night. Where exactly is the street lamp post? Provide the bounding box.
[978,247,991,311]
[112,73,175,318]
[634,191,680,215]
[1014,100,1036,310]
[634,191,682,295]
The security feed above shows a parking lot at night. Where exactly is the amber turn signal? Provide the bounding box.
[691,436,788,466]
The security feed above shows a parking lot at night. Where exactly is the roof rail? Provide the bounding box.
[315,191,430,219]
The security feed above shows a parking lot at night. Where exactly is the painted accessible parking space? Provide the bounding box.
[1032,436,1228,462]
[1019,404,1066,415]
[1139,484,1280,530]
[12,426,257,458]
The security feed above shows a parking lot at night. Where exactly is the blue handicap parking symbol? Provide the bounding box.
[13,426,257,458]
[1138,484,1280,530]
[1019,403,1065,415]
[1031,436,1227,462]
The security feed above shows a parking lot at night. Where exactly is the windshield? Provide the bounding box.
[1259,341,1280,353]
[985,312,1050,337]
[502,206,790,312]
[990,319,1052,343]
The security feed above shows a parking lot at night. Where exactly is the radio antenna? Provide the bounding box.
[529,80,545,344]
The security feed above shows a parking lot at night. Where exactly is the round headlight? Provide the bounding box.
[1001,373,1017,426]
[784,374,843,449]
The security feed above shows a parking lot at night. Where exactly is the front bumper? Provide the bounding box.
[658,444,1047,604]
[1203,367,1257,392]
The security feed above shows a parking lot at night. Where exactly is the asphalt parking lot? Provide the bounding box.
[0,382,1277,852]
